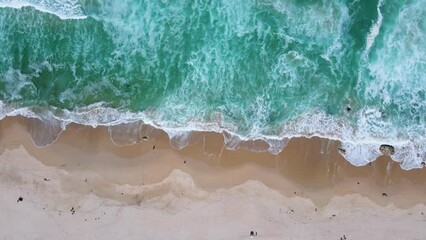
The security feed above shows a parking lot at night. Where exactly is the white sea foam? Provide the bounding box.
[364,0,384,55]
[0,101,424,170]
[0,0,86,19]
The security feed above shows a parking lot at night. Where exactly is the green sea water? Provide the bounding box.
[0,0,424,168]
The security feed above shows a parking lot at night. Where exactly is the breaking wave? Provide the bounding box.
[0,0,86,19]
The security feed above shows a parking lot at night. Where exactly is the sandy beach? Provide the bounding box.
[0,116,425,240]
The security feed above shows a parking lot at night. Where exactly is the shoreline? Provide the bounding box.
[1,116,425,239]
[2,116,426,206]
[2,102,424,170]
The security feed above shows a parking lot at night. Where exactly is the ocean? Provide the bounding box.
[0,0,424,169]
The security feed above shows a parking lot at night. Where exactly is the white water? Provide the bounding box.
[364,0,383,55]
[0,0,86,19]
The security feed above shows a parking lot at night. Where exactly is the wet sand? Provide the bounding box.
[0,116,425,239]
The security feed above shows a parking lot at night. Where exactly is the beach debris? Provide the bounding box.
[17,197,23,203]
[250,231,258,238]
[340,235,347,240]
[152,145,156,149]
[184,160,186,164]
[329,214,336,219]
[346,106,352,112]
[382,192,388,197]
[357,182,360,185]
[141,136,148,140]
[338,148,346,155]
[44,178,50,181]
[379,144,395,155]
[84,178,88,183]
[421,162,425,168]
[315,208,317,212]
[70,207,75,215]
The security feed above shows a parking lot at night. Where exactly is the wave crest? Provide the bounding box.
[0,0,86,19]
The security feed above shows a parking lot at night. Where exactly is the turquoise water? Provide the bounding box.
[0,0,425,169]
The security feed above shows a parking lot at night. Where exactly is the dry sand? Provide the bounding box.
[0,117,425,239]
